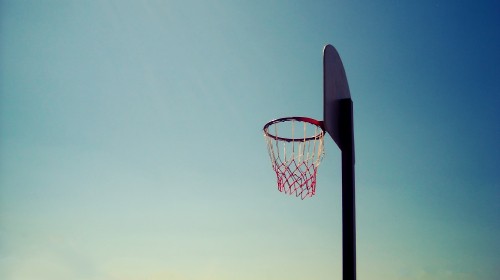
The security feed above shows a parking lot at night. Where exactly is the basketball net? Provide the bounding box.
[264,118,324,199]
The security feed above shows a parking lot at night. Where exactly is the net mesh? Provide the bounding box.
[264,119,324,199]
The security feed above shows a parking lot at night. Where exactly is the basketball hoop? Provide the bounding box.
[261,45,357,280]
[263,117,325,199]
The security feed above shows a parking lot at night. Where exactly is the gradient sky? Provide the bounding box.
[1,1,499,279]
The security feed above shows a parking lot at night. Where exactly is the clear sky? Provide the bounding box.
[1,1,499,279]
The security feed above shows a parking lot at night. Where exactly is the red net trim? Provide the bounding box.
[273,158,318,199]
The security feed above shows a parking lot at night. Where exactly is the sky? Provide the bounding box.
[0,0,499,279]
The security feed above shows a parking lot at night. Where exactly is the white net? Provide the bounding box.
[264,118,325,199]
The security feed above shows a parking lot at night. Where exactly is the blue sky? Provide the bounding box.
[1,0,499,279]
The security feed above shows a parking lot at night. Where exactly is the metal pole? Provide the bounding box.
[340,98,356,280]
[322,44,356,280]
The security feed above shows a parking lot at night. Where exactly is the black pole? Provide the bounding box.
[340,98,356,280]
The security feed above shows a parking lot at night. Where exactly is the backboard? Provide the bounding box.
[323,44,352,149]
